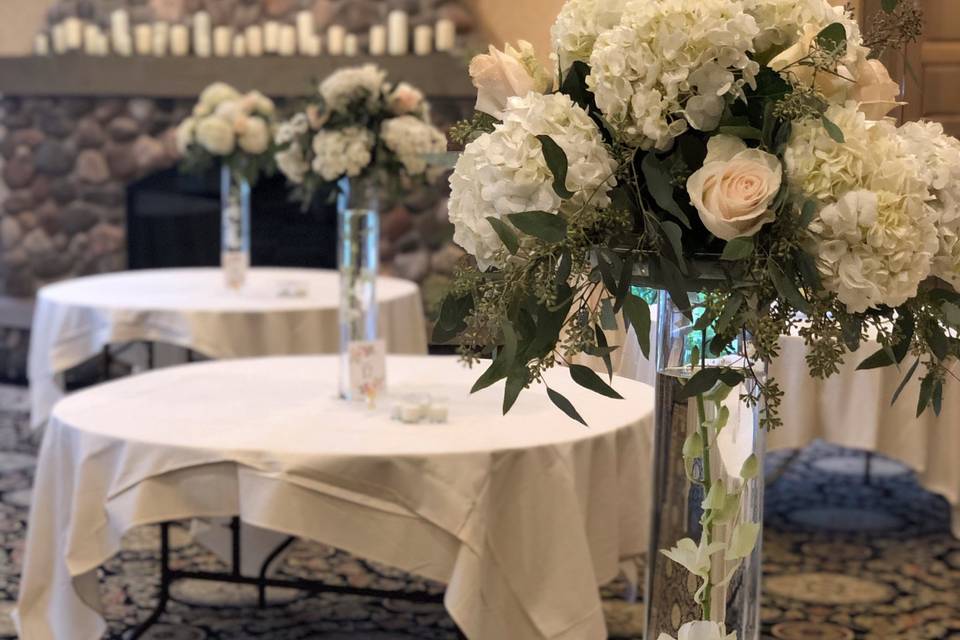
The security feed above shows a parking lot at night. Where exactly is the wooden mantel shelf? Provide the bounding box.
[0,54,475,99]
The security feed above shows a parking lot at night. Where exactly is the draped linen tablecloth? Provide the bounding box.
[617,320,960,537]
[28,268,427,429]
[15,355,655,640]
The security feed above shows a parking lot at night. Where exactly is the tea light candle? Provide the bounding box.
[245,25,264,57]
[413,24,432,56]
[387,10,408,56]
[134,24,153,55]
[213,26,233,56]
[232,34,247,56]
[369,25,386,55]
[263,21,281,53]
[193,11,212,57]
[326,24,345,55]
[170,24,189,56]
[435,18,455,51]
[152,22,169,56]
[34,33,51,56]
[344,33,358,56]
[278,25,297,56]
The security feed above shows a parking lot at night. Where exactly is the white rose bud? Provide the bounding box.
[849,59,901,120]
[686,135,782,241]
[238,117,270,155]
[468,44,539,120]
[387,82,425,115]
[195,115,236,156]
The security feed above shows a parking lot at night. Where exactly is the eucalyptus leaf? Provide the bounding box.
[641,153,691,228]
[740,454,760,480]
[594,324,614,381]
[537,135,575,199]
[720,237,754,261]
[929,324,949,361]
[917,373,934,417]
[622,294,652,358]
[768,261,810,313]
[799,200,818,227]
[486,217,519,254]
[857,347,895,370]
[547,386,588,426]
[891,357,921,407]
[881,0,898,11]
[933,380,944,416]
[816,22,847,53]
[502,365,527,414]
[570,364,624,399]
[821,115,845,143]
[717,293,744,335]
[507,211,568,243]
[660,220,688,272]
[677,368,722,400]
[944,302,960,328]
[470,321,518,393]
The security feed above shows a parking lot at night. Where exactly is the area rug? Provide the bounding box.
[0,384,957,639]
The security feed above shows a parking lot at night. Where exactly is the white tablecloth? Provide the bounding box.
[617,318,960,537]
[15,355,655,640]
[28,268,427,429]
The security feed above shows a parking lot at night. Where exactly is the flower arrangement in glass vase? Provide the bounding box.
[273,64,448,401]
[436,1,955,639]
[176,82,277,289]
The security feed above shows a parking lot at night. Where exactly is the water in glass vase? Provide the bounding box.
[337,176,383,402]
[646,293,764,640]
[220,165,250,290]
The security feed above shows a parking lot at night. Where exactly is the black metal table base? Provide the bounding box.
[124,518,457,639]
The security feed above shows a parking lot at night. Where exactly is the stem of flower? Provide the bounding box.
[696,389,713,621]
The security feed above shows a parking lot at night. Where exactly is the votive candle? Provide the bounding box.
[344,33,358,56]
[34,33,51,56]
[152,22,169,56]
[193,11,212,57]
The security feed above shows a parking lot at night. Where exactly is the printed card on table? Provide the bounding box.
[348,339,386,399]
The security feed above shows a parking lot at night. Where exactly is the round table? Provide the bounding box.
[27,267,427,428]
[15,355,655,640]
[616,318,960,537]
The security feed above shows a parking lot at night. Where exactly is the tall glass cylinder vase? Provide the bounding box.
[337,175,381,401]
[220,165,250,290]
[645,291,764,640]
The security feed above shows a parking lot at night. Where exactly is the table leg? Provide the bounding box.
[126,523,172,639]
[101,346,112,382]
[257,536,297,608]
[864,451,874,485]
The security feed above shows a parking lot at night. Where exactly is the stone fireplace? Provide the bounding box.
[0,0,479,381]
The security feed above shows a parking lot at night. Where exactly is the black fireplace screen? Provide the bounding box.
[126,167,337,270]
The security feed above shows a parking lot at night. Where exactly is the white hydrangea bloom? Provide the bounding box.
[550,0,626,71]
[448,92,617,270]
[786,104,939,312]
[748,0,857,55]
[587,0,760,150]
[899,120,960,289]
[318,64,387,113]
[311,127,374,182]
[380,116,447,176]
[276,143,308,184]
[275,113,309,146]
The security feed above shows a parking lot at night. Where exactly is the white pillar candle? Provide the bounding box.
[300,33,321,56]
[170,24,189,56]
[326,24,345,55]
[413,24,432,56]
[232,34,247,57]
[64,17,83,50]
[263,21,281,53]
[277,25,297,56]
[344,33,358,56]
[34,33,50,56]
[134,24,152,55]
[152,22,169,56]
[435,18,455,52]
[51,23,67,54]
[244,25,264,57]
[110,9,129,38]
[295,11,314,51]
[193,11,211,57]
[369,25,386,55]
[387,10,408,56]
[213,26,233,57]
[83,24,101,55]
[114,34,133,56]
[99,33,111,56]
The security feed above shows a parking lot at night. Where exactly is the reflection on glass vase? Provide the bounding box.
[337,175,384,402]
[645,290,764,640]
[220,165,251,290]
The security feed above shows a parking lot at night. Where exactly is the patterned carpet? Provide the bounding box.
[0,384,957,639]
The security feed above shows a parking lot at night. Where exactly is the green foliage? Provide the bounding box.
[537,135,576,199]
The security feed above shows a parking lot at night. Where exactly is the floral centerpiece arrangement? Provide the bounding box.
[176,82,277,183]
[176,82,277,289]
[437,0,956,638]
[273,63,448,205]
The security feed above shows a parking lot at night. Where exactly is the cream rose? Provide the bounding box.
[849,58,900,120]
[238,117,270,155]
[686,135,782,241]
[769,25,850,103]
[387,82,425,114]
[468,44,539,120]
[199,81,240,108]
[195,116,235,156]
[174,117,196,155]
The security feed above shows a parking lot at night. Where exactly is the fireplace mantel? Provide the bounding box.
[0,54,476,98]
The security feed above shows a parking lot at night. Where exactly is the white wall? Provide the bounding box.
[0,0,56,56]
